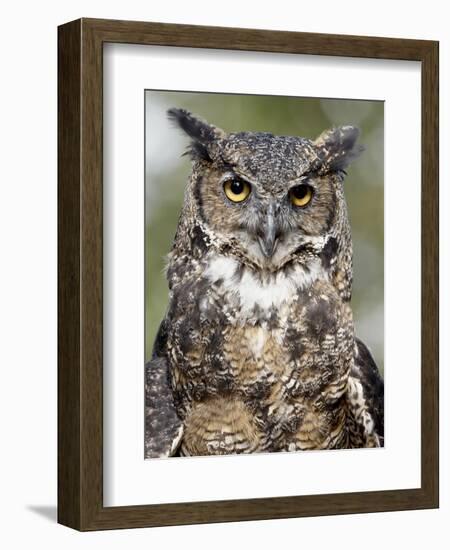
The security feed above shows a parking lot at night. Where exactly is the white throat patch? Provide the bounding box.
[205,255,327,314]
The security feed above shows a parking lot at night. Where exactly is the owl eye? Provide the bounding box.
[290,184,313,207]
[223,178,251,203]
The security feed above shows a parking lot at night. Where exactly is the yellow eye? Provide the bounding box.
[290,184,313,207]
[223,178,251,203]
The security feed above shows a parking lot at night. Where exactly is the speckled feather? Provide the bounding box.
[144,109,383,458]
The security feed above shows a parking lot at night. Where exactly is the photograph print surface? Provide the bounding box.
[144,91,384,459]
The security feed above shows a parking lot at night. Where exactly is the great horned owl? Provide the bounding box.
[145,108,384,458]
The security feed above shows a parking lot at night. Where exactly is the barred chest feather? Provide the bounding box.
[167,253,355,455]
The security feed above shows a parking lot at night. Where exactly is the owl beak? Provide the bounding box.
[257,205,279,258]
[258,234,278,258]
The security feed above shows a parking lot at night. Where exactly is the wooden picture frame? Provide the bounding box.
[58,18,439,531]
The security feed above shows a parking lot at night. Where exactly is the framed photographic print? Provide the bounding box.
[58,18,439,530]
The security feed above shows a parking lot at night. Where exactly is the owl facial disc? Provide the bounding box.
[168,107,363,277]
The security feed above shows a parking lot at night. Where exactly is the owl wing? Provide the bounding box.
[350,337,384,445]
[145,356,184,458]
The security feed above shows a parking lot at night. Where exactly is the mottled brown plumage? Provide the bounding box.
[145,109,384,458]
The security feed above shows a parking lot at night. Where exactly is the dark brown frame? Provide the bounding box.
[58,18,439,531]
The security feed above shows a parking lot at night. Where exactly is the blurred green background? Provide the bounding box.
[145,91,384,375]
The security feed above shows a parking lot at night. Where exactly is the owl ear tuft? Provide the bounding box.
[167,108,225,161]
[314,126,364,174]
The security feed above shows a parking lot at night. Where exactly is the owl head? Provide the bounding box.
[168,108,362,288]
